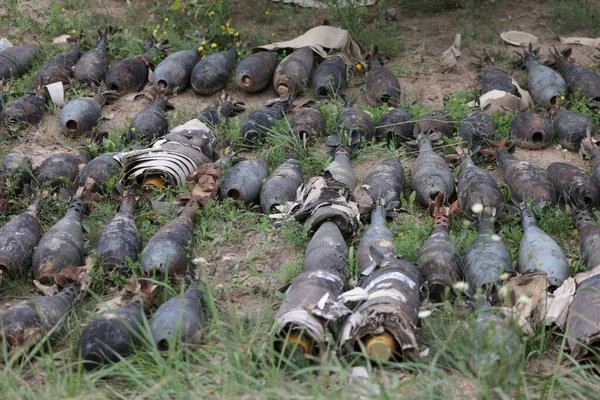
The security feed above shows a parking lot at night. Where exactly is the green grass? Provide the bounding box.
[545,0,600,36]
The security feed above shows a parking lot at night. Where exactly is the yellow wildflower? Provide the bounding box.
[234,32,239,37]
[163,31,167,35]
[211,43,217,48]
[164,17,168,22]
[198,46,204,51]
[355,63,362,70]
[201,40,206,45]
[560,95,565,100]
[131,127,136,131]
[208,11,215,16]
[220,25,225,30]
[271,33,275,37]
[265,10,270,15]
[153,29,158,35]
[71,29,77,34]
[226,22,230,27]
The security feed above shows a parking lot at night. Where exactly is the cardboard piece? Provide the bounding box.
[45,81,65,107]
[271,0,377,8]
[560,37,600,47]
[466,79,534,115]
[439,33,462,69]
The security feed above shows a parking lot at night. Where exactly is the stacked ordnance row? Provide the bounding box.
[1,33,600,368]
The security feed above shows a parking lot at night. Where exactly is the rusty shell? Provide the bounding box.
[375,108,414,144]
[29,46,80,90]
[0,44,38,80]
[323,146,356,189]
[93,195,140,271]
[354,157,405,215]
[511,112,552,150]
[199,101,236,127]
[411,137,454,206]
[518,206,569,288]
[465,215,513,297]
[553,110,593,151]
[0,151,33,188]
[220,158,268,204]
[58,94,104,136]
[0,198,42,277]
[0,283,80,352]
[140,201,196,277]
[496,149,557,206]
[154,48,201,93]
[303,220,349,275]
[573,209,600,269]
[566,274,600,360]
[273,47,314,96]
[127,98,168,144]
[357,205,396,273]
[365,51,401,107]
[78,152,121,194]
[32,196,86,284]
[236,51,278,93]
[337,107,374,147]
[74,36,109,86]
[547,162,599,209]
[36,152,87,189]
[520,48,567,108]
[417,201,463,300]
[290,106,325,140]
[105,53,151,95]
[457,153,503,221]
[581,139,600,191]
[413,109,453,137]
[191,46,236,95]
[149,284,204,350]
[1,93,46,130]
[481,69,517,96]
[260,158,303,214]
[311,56,347,98]
[458,111,497,151]
[240,104,286,144]
[554,49,600,100]
[78,300,144,370]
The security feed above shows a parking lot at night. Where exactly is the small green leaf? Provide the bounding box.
[172,0,182,10]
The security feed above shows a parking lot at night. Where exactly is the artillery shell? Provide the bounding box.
[375,108,414,144]
[414,109,453,137]
[553,110,593,151]
[311,56,346,98]
[32,196,86,284]
[127,98,169,144]
[417,199,463,300]
[0,151,33,188]
[553,47,600,101]
[58,94,105,136]
[290,106,325,140]
[236,51,278,93]
[29,46,80,90]
[0,198,42,277]
[78,300,144,370]
[547,162,599,209]
[36,152,87,189]
[260,158,303,214]
[105,53,152,95]
[566,274,600,360]
[411,136,454,206]
[365,47,401,106]
[0,283,80,352]
[354,157,405,215]
[481,69,517,96]
[78,153,121,194]
[149,284,204,350]
[273,47,313,95]
[0,44,37,80]
[517,206,569,288]
[457,152,503,221]
[1,93,46,130]
[465,215,513,298]
[154,48,201,93]
[93,195,140,271]
[518,45,566,108]
[458,111,497,151]
[572,208,600,269]
[220,158,268,204]
[140,201,196,277]
[191,46,236,95]
[495,149,556,206]
[74,34,109,86]
[240,104,286,144]
[580,137,600,190]
[511,112,552,150]
[337,107,374,147]
[275,221,347,354]
[323,146,356,189]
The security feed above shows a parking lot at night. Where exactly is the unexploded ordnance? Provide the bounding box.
[29,45,80,91]
[481,68,517,96]
[220,158,268,204]
[0,151,33,188]
[516,44,567,108]
[58,93,106,136]
[336,107,375,148]
[411,134,454,206]
[273,47,314,96]
[311,55,346,98]
[547,162,599,209]
[240,97,291,144]
[572,208,600,269]
[364,45,401,106]
[260,158,303,214]
[104,43,153,97]
[511,111,552,150]
[236,51,278,93]
[1,92,46,130]
[191,46,236,95]
[553,110,593,151]
[36,152,87,189]
[154,47,201,93]
[354,157,405,216]
[127,96,169,144]
[375,107,414,144]
[290,104,325,141]
[74,30,110,86]
[552,47,600,101]
[413,109,453,137]
[0,44,38,80]
[323,146,356,189]
[458,111,497,151]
